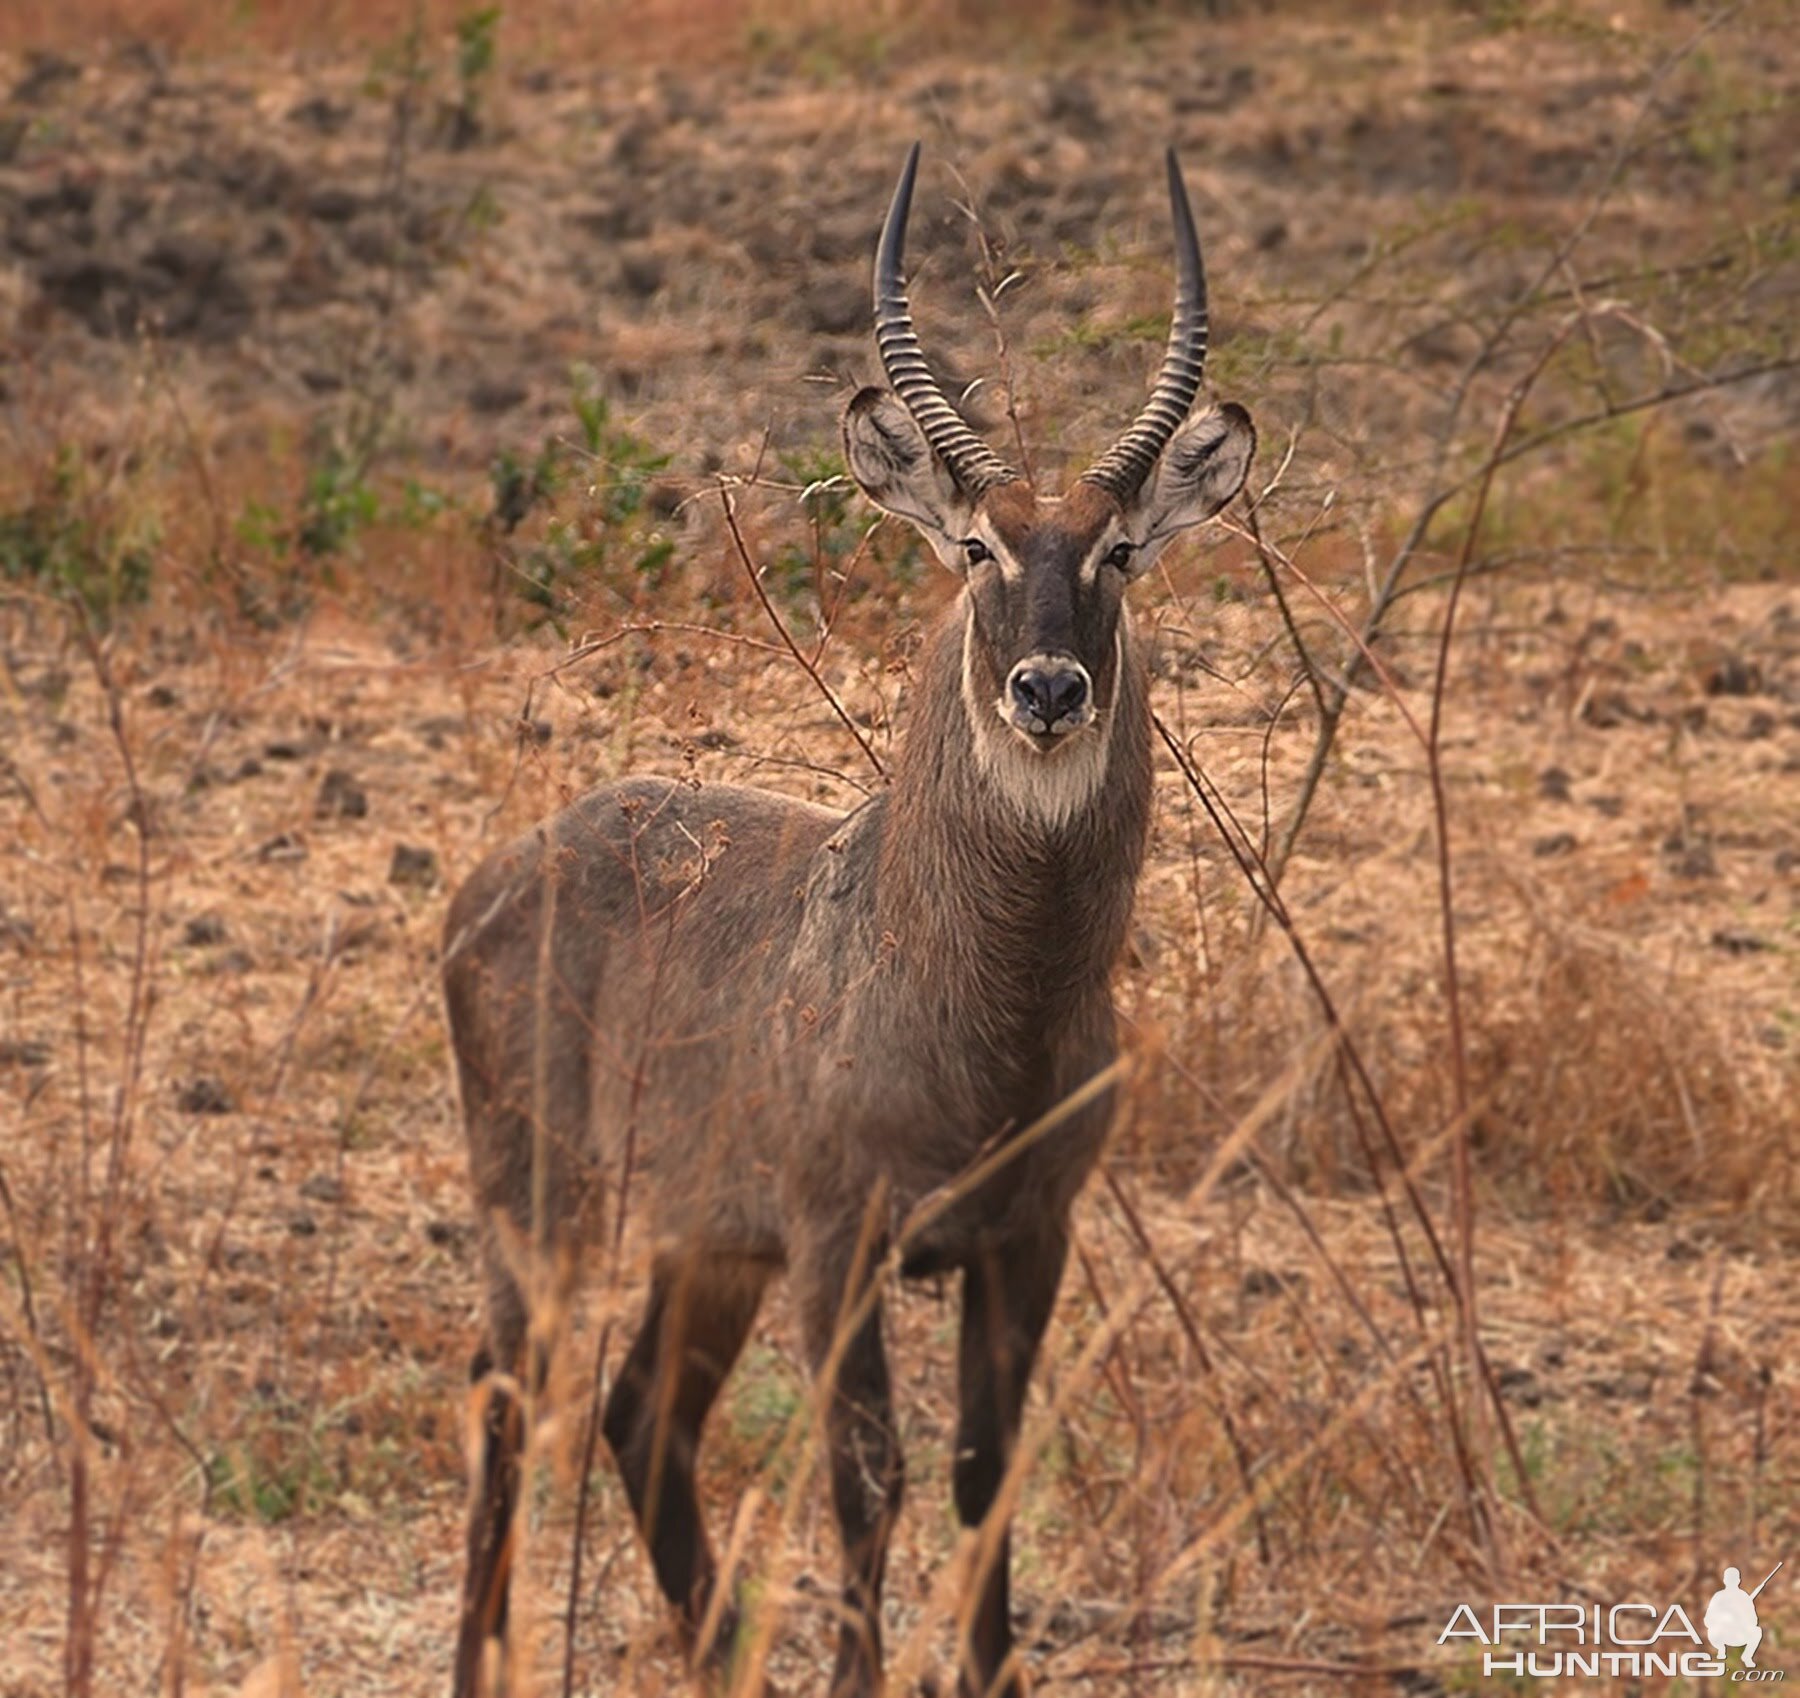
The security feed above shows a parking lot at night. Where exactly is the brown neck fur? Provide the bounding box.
[875,594,1152,1054]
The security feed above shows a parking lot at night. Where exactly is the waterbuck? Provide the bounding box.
[445,143,1254,1698]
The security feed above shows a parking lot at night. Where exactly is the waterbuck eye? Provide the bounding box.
[962,538,993,565]
[1104,540,1137,571]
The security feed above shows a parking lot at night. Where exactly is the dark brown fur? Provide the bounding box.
[445,522,1154,1696]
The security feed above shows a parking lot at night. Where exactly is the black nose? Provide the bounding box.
[1009,661,1090,729]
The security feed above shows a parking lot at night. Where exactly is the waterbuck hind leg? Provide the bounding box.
[795,1232,905,1698]
[454,1342,526,1698]
[602,1255,771,1669]
[953,1231,1069,1698]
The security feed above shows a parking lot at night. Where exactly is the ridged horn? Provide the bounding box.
[873,142,1019,495]
[1080,149,1210,504]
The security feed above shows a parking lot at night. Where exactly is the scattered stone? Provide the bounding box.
[0,1038,51,1067]
[468,375,528,414]
[1711,929,1770,955]
[618,246,666,298]
[177,1076,234,1115]
[231,756,264,781]
[388,844,440,889]
[1669,845,1717,879]
[1239,1267,1302,1299]
[264,740,305,761]
[305,184,362,223]
[289,1212,318,1236]
[1495,1363,1543,1407]
[1744,710,1776,740]
[1583,690,1662,729]
[1532,832,1578,858]
[11,51,81,104]
[1587,795,1624,818]
[315,767,369,820]
[1537,766,1572,802]
[183,913,228,946]
[1662,834,1717,879]
[256,832,308,863]
[288,95,351,133]
[299,1173,345,1204]
[1704,656,1762,696]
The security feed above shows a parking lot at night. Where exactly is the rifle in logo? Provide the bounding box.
[1705,1562,1782,1670]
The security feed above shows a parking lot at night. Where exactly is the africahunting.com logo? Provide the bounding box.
[1439,1561,1784,1681]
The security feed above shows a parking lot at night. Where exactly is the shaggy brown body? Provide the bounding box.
[444,573,1151,1694]
[446,144,1253,1698]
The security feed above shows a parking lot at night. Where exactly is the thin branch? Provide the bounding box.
[718,482,886,780]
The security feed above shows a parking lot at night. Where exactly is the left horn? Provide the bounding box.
[1080,149,1210,504]
[873,143,1020,496]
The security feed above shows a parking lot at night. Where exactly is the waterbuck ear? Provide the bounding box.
[842,386,974,565]
[1123,402,1255,567]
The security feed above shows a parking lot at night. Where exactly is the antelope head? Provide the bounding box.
[843,144,1255,824]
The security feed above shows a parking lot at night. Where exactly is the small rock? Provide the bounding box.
[619,247,666,298]
[1711,929,1770,955]
[306,185,362,223]
[183,914,228,946]
[1587,795,1624,818]
[388,844,440,889]
[1533,832,1578,858]
[0,1038,51,1067]
[178,1077,234,1115]
[468,375,528,415]
[299,1173,344,1204]
[256,832,307,863]
[1704,656,1762,696]
[1495,1363,1543,1407]
[1239,1267,1301,1299]
[289,1213,318,1236]
[1537,767,1572,802]
[315,768,368,820]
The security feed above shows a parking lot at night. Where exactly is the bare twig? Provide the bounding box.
[718,482,885,780]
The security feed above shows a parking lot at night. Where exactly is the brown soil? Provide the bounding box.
[1,5,1796,1697]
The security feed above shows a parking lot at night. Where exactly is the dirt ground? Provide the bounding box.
[1,4,1796,1696]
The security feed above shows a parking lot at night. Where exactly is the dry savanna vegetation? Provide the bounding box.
[1,1,1796,1694]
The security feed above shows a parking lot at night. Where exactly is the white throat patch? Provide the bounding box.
[961,615,1120,832]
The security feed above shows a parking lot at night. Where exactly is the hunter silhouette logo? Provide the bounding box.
[1439,1558,1784,1681]
[1709,1564,1781,1670]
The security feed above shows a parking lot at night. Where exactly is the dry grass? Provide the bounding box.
[2,3,1798,1695]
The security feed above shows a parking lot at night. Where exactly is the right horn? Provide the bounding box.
[1079,149,1210,505]
[873,143,1020,496]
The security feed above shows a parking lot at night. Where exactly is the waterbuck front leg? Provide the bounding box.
[795,1229,905,1698]
[602,1254,771,1672]
[954,1228,1069,1698]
